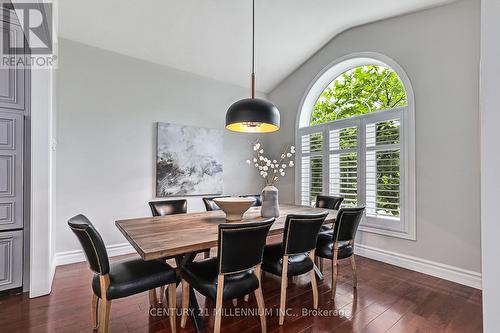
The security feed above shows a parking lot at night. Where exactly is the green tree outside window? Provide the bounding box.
[308,65,406,216]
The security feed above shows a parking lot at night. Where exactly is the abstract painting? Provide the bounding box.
[156,122,223,196]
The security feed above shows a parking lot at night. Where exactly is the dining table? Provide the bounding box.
[116,203,337,333]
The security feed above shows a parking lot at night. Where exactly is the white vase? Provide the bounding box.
[261,185,280,218]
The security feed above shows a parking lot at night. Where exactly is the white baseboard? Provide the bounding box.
[55,243,136,267]
[354,243,482,289]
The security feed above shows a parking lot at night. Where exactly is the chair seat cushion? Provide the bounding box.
[181,258,259,300]
[315,232,353,259]
[92,257,176,300]
[261,243,314,277]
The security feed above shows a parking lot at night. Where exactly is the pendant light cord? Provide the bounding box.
[251,0,255,98]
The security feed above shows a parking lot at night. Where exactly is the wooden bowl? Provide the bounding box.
[213,197,256,221]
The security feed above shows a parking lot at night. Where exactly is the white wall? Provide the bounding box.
[480,0,500,330]
[55,39,270,255]
[269,0,481,281]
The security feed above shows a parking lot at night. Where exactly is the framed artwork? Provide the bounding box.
[156,122,223,196]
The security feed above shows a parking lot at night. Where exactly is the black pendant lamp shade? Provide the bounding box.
[225,0,280,133]
[226,98,280,133]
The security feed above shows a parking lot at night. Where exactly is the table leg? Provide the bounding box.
[175,254,206,333]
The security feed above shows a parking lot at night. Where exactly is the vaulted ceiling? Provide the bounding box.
[59,0,455,93]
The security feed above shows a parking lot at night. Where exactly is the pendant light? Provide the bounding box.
[225,0,280,133]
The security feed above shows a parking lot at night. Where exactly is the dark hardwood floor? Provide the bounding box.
[0,253,482,333]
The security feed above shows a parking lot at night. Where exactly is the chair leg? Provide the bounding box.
[99,299,111,333]
[279,255,289,326]
[309,253,318,309]
[331,262,338,299]
[99,275,111,333]
[159,285,165,304]
[255,289,266,333]
[181,280,190,328]
[149,289,158,307]
[331,243,339,299]
[254,265,266,333]
[204,249,210,259]
[319,258,324,273]
[214,275,225,333]
[168,284,177,333]
[91,293,99,329]
[350,255,358,288]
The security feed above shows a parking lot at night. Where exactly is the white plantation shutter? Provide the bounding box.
[300,132,323,206]
[365,119,401,219]
[329,126,358,206]
[300,156,311,205]
[297,106,413,239]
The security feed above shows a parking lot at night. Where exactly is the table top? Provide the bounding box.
[116,203,337,260]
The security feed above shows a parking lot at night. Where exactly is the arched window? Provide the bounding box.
[297,54,415,239]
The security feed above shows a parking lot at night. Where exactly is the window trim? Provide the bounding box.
[295,52,416,240]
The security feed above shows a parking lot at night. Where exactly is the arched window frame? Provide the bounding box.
[296,52,416,240]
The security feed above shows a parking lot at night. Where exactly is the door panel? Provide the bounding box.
[0,229,22,291]
[0,111,22,231]
[0,154,13,194]
[0,20,25,110]
[0,117,15,148]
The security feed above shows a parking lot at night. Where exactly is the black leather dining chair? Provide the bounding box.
[316,195,344,210]
[261,212,329,325]
[314,195,344,271]
[180,218,275,333]
[239,194,262,207]
[316,195,344,232]
[149,199,211,261]
[315,207,365,299]
[202,195,230,211]
[149,199,187,216]
[68,214,178,333]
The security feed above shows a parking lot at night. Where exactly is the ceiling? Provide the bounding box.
[59,0,454,93]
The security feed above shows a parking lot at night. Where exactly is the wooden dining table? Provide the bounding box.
[116,203,337,332]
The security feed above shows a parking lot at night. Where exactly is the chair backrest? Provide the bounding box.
[202,195,230,211]
[149,199,187,216]
[315,195,344,210]
[68,214,110,275]
[217,218,275,274]
[332,207,365,242]
[282,212,329,255]
[239,194,262,207]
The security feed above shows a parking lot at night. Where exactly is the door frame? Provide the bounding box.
[22,57,30,293]
[6,0,56,298]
